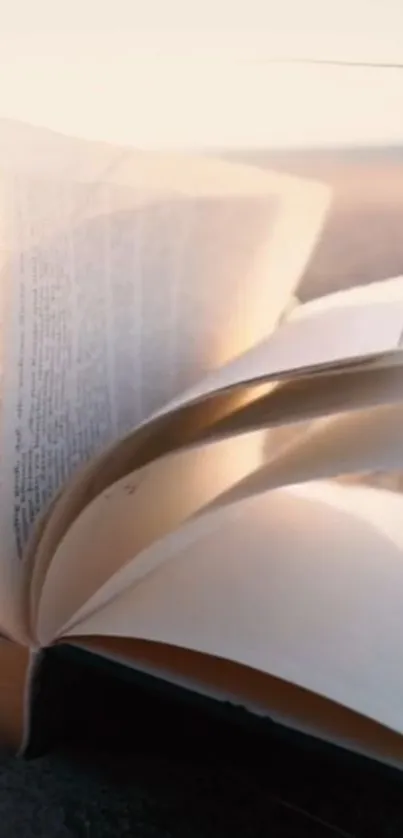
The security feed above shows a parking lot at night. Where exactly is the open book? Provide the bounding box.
[2,120,403,771]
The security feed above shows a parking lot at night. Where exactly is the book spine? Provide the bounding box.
[18,648,44,757]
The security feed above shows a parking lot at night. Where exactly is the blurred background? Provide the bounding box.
[1,0,402,149]
[1,0,403,302]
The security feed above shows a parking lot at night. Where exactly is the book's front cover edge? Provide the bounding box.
[31,642,403,783]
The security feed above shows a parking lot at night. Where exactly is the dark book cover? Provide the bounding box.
[15,642,403,836]
[23,643,400,776]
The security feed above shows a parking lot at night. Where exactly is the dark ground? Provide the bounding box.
[3,146,403,836]
[3,716,403,838]
[0,747,370,838]
[0,744,400,838]
[0,746,351,838]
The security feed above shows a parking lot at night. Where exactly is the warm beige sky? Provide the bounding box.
[1,0,402,148]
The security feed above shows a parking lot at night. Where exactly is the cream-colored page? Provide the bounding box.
[62,481,403,739]
[35,360,403,637]
[157,277,403,416]
[74,638,403,768]
[202,362,403,443]
[36,430,266,638]
[288,273,403,320]
[0,121,329,641]
[26,276,403,631]
[202,402,403,513]
[32,285,403,636]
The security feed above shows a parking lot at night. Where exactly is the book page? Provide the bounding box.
[33,358,403,639]
[200,361,403,444]
[62,481,403,740]
[3,184,276,552]
[27,303,403,636]
[36,430,266,640]
[0,123,329,641]
[25,280,403,630]
[160,294,403,416]
[76,637,403,769]
[288,274,403,321]
[202,402,403,513]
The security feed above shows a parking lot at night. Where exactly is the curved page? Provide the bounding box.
[288,274,403,321]
[62,481,403,738]
[0,120,329,640]
[26,292,403,632]
[75,637,403,769]
[35,367,403,639]
[204,402,403,513]
[36,429,266,639]
[201,361,403,443]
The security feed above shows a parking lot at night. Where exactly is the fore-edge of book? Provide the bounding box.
[2,119,403,771]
